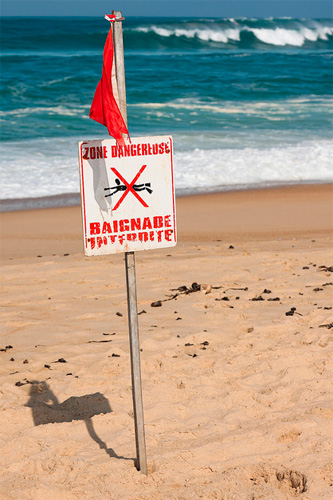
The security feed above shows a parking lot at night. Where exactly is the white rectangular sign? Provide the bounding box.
[78,136,176,256]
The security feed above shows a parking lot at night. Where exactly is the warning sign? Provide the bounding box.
[78,136,176,256]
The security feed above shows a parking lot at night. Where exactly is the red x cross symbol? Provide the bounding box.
[110,165,149,211]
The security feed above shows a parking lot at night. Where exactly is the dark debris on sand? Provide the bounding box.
[1,345,13,352]
[88,340,113,344]
[318,265,333,272]
[319,322,333,329]
[151,282,202,307]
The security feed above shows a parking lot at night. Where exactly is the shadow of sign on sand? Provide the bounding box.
[26,381,134,462]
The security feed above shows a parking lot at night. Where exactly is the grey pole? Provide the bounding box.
[112,10,148,475]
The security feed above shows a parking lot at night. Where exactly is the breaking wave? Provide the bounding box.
[126,18,333,49]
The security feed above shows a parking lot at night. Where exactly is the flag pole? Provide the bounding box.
[112,10,148,476]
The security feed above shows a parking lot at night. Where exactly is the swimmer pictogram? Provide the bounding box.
[104,165,153,210]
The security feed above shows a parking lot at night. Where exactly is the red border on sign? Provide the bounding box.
[80,137,176,253]
[169,136,177,242]
[79,142,88,249]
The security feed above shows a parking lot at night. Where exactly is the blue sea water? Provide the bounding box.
[0,16,332,209]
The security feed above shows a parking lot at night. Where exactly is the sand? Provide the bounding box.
[0,184,333,499]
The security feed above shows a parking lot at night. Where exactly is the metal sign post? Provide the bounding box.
[113,10,147,475]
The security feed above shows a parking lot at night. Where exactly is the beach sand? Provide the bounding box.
[0,184,332,499]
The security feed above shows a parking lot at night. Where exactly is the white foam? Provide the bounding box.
[152,27,173,38]
[301,27,319,42]
[0,137,81,199]
[129,97,333,120]
[132,22,333,47]
[0,105,90,118]
[197,28,240,43]
[250,25,333,46]
[135,24,242,44]
[174,140,333,192]
[1,137,332,202]
[251,28,305,46]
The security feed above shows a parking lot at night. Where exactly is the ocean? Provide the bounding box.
[1,16,332,210]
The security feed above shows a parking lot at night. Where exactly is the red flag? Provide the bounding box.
[89,18,129,146]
